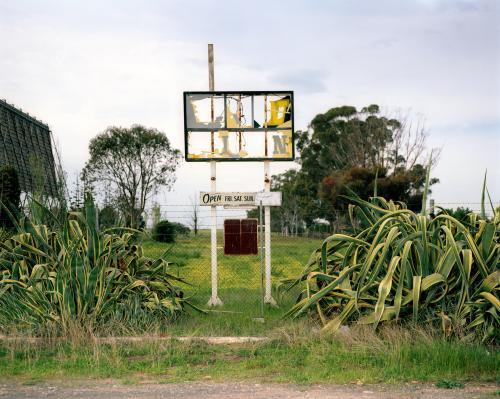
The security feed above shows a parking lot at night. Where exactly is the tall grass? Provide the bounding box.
[0,194,195,336]
[0,324,497,384]
[284,195,499,342]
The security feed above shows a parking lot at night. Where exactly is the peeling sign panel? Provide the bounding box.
[184,91,294,162]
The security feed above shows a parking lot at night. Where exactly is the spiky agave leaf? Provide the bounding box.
[286,196,499,342]
[0,194,195,335]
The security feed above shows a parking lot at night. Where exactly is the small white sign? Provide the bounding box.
[200,192,256,206]
[255,191,282,206]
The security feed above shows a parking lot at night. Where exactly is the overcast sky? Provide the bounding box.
[1,0,499,220]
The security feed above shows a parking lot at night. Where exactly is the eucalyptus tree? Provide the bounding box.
[281,105,439,228]
[83,125,181,228]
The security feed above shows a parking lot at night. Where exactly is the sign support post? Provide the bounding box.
[184,48,293,308]
[259,200,265,321]
[207,43,223,307]
[263,161,277,305]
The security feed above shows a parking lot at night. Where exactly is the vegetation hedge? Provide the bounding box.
[0,195,195,335]
[152,220,190,243]
[285,196,499,343]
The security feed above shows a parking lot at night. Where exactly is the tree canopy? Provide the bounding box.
[82,125,181,228]
[264,105,439,233]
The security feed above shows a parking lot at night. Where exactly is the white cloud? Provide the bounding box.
[1,0,498,212]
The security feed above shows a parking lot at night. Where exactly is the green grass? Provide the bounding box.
[140,231,322,336]
[142,231,321,288]
[2,231,496,385]
[435,380,465,389]
[0,329,497,384]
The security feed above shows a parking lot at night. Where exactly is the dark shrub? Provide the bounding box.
[437,207,474,225]
[153,220,177,243]
[171,222,190,236]
[99,205,119,229]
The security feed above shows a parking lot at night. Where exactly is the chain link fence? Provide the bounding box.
[141,204,327,319]
[141,200,500,319]
[1,199,497,321]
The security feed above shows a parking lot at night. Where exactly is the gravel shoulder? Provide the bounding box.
[0,380,498,399]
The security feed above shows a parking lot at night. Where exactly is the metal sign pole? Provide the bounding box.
[207,43,222,306]
[259,200,265,320]
[263,161,276,305]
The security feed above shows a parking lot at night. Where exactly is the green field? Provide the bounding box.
[141,231,322,336]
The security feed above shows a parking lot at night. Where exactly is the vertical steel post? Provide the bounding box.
[264,161,276,305]
[207,43,222,306]
[259,200,265,319]
[238,94,242,152]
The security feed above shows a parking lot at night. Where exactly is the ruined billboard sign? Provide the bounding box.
[184,91,294,161]
[0,99,58,197]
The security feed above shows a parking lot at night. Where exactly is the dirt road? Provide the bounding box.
[0,381,497,399]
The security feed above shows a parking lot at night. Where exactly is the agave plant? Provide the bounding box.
[0,194,193,334]
[284,197,499,342]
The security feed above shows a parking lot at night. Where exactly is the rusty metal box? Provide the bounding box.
[224,219,258,255]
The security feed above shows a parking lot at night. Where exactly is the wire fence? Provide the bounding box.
[141,205,325,318]
[140,200,500,317]
[1,200,498,320]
